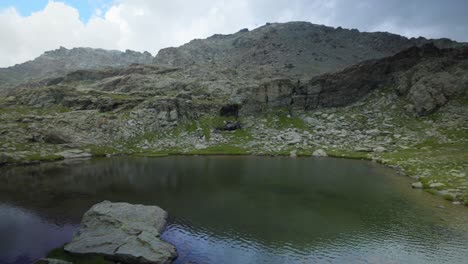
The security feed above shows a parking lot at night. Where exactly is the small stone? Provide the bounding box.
[313,149,327,157]
[195,143,207,150]
[56,149,92,159]
[429,182,445,188]
[411,182,423,189]
[373,146,386,153]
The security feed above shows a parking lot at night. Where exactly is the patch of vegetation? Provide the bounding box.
[327,149,372,160]
[25,154,64,162]
[265,109,307,130]
[88,145,121,156]
[0,105,71,116]
[43,247,112,264]
[186,145,249,155]
[443,194,455,202]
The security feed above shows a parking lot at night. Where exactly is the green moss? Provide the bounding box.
[26,154,64,162]
[426,189,438,195]
[133,153,169,157]
[265,110,307,130]
[44,247,112,264]
[103,92,140,100]
[327,149,371,160]
[88,145,121,156]
[443,194,455,202]
[0,105,71,116]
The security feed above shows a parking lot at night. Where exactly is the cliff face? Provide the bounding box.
[250,44,468,115]
[0,47,153,90]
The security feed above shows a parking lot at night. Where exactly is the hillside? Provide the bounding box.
[0,47,153,91]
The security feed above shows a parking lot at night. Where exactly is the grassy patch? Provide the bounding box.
[327,149,372,160]
[265,110,307,130]
[186,145,249,155]
[25,154,64,162]
[443,194,455,202]
[88,145,122,156]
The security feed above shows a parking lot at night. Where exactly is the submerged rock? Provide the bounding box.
[36,259,72,264]
[64,201,177,264]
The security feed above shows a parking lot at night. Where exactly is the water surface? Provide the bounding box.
[0,156,467,264]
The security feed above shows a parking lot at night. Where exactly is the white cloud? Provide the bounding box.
[0,0,466,67]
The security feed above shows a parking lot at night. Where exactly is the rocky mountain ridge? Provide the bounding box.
[155,21,461,79]
[0,47,153,91]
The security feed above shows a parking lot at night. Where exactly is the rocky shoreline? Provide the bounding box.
[1,93,466,206]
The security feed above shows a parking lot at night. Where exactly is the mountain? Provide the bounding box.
[154,21,460,79]
[0,47,153,90]
[0,22,467,204]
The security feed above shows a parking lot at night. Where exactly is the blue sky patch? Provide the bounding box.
[0,0,113,22]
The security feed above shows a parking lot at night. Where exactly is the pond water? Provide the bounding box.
[0,156,467,264]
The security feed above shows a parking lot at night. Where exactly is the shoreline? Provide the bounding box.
[1,149,466,207]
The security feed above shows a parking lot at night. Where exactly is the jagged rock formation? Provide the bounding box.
[0,47,153,91]
[154,21,460,79]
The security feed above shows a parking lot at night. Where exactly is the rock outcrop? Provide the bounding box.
[249,44,468,116]
[64,201,177,264]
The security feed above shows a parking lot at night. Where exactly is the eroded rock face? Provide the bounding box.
[64,201,177,264]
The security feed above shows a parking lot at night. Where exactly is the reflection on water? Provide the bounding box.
[0,156,467,264]
[0,204,76,264]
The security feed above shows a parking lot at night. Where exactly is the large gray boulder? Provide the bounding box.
[64,201,177,264]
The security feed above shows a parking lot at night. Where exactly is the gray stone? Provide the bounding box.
[289,150,297,158]
[56,149,92,159]
[373,146,386,153]
[411,182,423,189]
[313,149,327,157]
[429,182,445,188]
[64,201,177,264]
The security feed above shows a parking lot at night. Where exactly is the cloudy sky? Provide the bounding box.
[0,0,466,67]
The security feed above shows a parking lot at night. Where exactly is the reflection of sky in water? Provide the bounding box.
[162,219,468,264]
[0,204,76,264]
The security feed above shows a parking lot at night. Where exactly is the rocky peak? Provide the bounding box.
[154,21,462,79]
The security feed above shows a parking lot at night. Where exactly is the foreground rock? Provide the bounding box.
[64,201,177,264]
